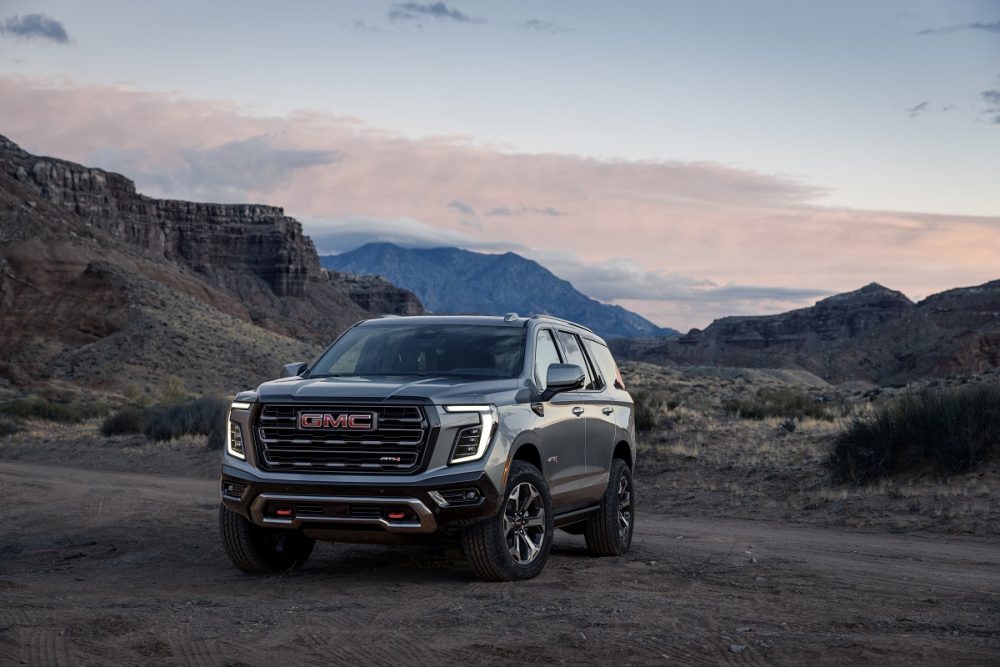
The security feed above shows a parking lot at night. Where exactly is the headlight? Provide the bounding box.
[231,401,252,410]
[226,418,246,460]
[444,405,498,464]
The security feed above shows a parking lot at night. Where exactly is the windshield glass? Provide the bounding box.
[309,324,527,379]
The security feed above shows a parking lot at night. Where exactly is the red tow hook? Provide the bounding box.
[387,510,406,520]
[274,505,294,517]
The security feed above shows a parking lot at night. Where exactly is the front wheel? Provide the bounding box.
[219,505,315,573]
[584,458,634,556]
[462,461,554,581]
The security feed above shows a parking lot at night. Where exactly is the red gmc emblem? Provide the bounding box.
[298,412,376,430]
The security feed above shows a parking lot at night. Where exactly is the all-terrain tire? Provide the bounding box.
[462,461,554,581]
[219,505,315,573]
[584,458,634,556]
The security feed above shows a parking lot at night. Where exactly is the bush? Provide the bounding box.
[0,417,22,437]
[827,383,1000,484]
[0,395,110,423]
[724,387,832,421]
[631,389,666,432]
[101,396,228,449]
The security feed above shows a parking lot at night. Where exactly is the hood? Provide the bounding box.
[252,375,522,404]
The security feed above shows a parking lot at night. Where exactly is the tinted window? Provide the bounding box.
[534,329,563,389]
[310,324,526,379]
[557,331,597,390]
[585,339,624,390]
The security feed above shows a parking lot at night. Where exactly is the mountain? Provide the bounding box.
[321,243,677,339]
[611,282,1000,384]
[0,135,421,394]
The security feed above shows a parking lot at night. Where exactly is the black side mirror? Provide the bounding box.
[541,363,585,401]
[280,362,308,378]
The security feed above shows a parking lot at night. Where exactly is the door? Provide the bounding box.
[533,328,588,510]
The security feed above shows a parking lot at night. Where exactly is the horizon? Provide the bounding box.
[2,1,998,330]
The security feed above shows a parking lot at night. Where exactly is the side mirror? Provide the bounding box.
[280,362,308,378]
[541,363,585,401]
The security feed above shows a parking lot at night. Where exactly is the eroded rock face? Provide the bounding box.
[1,139,317,298]
[325,270,423,316]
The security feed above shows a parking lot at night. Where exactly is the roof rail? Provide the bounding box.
[378,314,403,318]
[528,313,594,334]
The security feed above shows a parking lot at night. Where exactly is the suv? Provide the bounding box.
[219,314,636,581]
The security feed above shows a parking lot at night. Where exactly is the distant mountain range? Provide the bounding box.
[611,282,1000,385]
[321,243,678,339]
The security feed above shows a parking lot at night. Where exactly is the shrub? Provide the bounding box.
[101,396,228,449]
[0,395,110,423]
[631,389,666,432]
[0,417,22,437]
[724,387,832,421]
[827,382,1000,484]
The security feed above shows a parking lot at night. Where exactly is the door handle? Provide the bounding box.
[602,406,614,415]
[572,406,584,416]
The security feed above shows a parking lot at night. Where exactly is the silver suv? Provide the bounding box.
[219,314,636,581]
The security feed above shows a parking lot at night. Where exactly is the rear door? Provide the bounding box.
[555,331,615,503]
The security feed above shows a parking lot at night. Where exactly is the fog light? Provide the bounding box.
[221,480,247,499]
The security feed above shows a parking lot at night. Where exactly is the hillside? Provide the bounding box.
[321,243,677,339]
[0,135,421,394]
[612,282,1000,384]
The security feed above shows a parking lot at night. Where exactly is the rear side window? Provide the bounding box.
[534,329,563,389]
[585,340,626,390]
[557,331,598,390]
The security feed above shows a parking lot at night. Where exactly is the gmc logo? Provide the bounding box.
[298,412,376,431]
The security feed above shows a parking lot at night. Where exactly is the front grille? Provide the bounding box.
[254,404,430,473]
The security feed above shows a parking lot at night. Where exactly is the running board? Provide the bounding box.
[553,504,601,527]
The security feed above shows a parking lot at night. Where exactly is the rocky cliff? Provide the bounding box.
[612,282,1000,385]
[0,135,422,392]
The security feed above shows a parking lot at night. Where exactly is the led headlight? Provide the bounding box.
[226,420,246,459]
[444,405,498,464]
[231,401,252,410]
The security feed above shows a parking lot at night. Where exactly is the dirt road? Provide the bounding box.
[1,461,998,665]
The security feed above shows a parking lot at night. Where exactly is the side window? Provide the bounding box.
[585,340,624,390]
[534,329,562,389]
[556,331,597,390]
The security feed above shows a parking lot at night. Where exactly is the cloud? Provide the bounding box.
[350,20,390,34]
[916,20,1000,35]
[305,216,526,255]
[2,76,997,329]
[906,101,929,117]
[447,199,475,215]
[388,2,480,24]
[483,205,564,217]
[518,19,570,34]
[91,134,342,202]
[0,13,70,44]
[982,90,1000,124]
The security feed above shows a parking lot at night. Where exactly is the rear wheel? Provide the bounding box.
[584,458,634,556]
[219,505,315,573]
[462,461,554,581]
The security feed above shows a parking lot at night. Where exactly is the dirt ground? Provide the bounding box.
[2,365,999,665]
[1,456,998,666]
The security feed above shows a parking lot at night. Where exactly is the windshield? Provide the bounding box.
[309,324,527,379]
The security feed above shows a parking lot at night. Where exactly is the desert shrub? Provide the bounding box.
[827,383,1000,484]
[101,396,228,448]
[0,395,110,423]
[724,387,832,421]
[0,417,22,437]
[631,389,666,431]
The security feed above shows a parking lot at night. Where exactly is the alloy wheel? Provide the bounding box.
[617,474,631,542]
[503,482,546,565]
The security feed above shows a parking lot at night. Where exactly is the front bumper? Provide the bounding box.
[221,464,502,537]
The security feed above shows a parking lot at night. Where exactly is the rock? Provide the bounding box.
[729,644,747,654]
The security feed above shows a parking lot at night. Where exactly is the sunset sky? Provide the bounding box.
[1,1,998,330]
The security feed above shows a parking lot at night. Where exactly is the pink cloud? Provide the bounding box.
[2,76,997,330]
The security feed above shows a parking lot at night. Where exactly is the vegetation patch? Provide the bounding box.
[827,382,1000,484]
[631,389,670,431]
[102,396,228,449]
[0,416,23,437]
[0,395,111,423]
[724,388,834,421]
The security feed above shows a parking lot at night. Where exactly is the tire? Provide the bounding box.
[584,458,634,556]
[219,505,315,573]
[462,461,554,581]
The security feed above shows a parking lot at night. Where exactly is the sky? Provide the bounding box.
[0,0,998,330]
